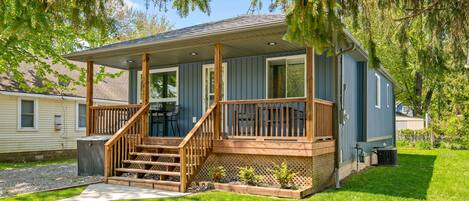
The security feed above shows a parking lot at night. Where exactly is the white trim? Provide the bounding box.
[202,63,228,111]
[17,97,39,131]
[137,66,179,104]
[386,83,390,108]
[75,102,86,131]
[375,73,381,109]
[0,91,126,104]
[265,54,307,98]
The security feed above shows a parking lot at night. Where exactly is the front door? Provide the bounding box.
[202,63,227,111]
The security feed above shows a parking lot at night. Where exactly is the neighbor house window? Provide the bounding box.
[386,83,390,108]
[76,103,86,129]
[138,67,179,104]
[266,55,306,98]
[18,98,38,130]
[375,73,381,109]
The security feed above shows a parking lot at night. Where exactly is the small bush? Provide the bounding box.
[238,166,263,186]
[208,166,226,182]
[397,140,413,148]
[270,162,297,189]
[416,141,432,150]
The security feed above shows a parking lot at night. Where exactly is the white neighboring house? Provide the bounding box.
[396,114,425,131]
[0,61,128,162]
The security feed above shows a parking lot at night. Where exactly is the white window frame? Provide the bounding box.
[75,102,87,131]
[386,83,390,108]
[202,63,228,111]
[137,66,179,104]
[17,97,39,131]
[265,54,307,99]
[375,73,381,109]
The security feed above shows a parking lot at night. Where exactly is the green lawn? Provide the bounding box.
[132,149,469,201]
[0,186,85,201]
[0,159,76,171]
[1,149,467,201]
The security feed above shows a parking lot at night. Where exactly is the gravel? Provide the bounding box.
[0,163,102,197]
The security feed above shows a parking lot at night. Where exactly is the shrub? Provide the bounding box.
[208,166,226,182]
[270,162,297,189]
[416,141,432,150]
[238,166,263,186]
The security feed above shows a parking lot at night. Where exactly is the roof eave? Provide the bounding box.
[63,20,286,61]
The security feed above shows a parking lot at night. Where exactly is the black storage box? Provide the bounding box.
[77,135,112,176]
[377,147,398,166]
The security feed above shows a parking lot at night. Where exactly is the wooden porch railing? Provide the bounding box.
[314,99,334,140]
[220,98,307,140]
[89,104,142,135]
[104,104,149,178]
[219,98,334,141]
[178,103,217,191]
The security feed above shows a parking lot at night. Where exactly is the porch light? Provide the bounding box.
[267,42,277,46]
[190,52,198,56]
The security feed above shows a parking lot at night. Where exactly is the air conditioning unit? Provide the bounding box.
[377,147,398,166]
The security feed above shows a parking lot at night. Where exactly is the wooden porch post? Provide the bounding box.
[141,53,150,137]
[86,61,94,136]
[141,53,150,105]
[214,43,222,139]
[306,47,315,141]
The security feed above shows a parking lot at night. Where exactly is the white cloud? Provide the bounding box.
[124,0,143,9]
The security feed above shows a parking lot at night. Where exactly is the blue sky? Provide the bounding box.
[125,0,281,28]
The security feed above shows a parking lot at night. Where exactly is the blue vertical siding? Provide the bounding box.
[339,54,360,163]
[366,68,395,140]
[339,54,395,164]
[129,50,334,136]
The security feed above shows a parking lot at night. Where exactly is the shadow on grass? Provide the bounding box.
[332,153,436,200]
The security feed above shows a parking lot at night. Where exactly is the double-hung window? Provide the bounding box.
[18,98,38,130]
[266,55,306,98]
[76,103,87,130]
[138,67,179,104]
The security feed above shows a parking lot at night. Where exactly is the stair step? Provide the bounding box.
[115,168,180,176]
[107,176,180,192]
[137,144,179,149]
[130,152,180,158]
[108,176,180,186]
[123,160,180,167]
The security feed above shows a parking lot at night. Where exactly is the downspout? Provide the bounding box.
[334,42,355,189]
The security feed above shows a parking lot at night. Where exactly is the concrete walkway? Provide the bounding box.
[60,184,188,201]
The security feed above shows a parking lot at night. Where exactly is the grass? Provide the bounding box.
[128,149,469,201]
[0,186,85,201]
[1,149,466,201]
[0,159,76,171]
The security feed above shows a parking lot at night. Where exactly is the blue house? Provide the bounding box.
[66,14,395,196]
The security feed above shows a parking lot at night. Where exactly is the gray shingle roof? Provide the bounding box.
[0,61,128,102]
[74,14,285,54]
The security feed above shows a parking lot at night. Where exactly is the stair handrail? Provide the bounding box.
[178,103,218,191]
[104,104,149,178]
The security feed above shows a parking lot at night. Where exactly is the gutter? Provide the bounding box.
[333,40,356,189]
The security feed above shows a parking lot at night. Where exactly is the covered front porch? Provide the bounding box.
[67,15,336,193]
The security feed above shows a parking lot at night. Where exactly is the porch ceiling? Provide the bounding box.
[65,25,303,70]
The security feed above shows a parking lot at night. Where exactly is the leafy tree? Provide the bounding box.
[0,0,171,93]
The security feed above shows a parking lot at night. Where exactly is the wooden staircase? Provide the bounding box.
[103,104,218,192]
[107,138,183,192]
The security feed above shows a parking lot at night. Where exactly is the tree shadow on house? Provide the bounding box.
[323,153,436,200]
